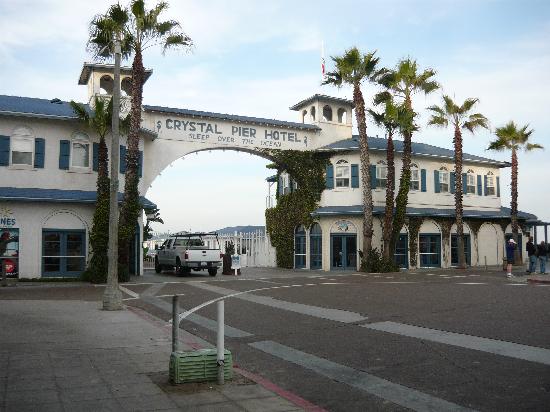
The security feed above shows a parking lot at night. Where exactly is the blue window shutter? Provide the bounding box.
[477,175,482,195]
[138,150,143,177]
[351,164,359,188]
[370,165,377,189]
[434,170,440,193]
[34,138,45,168]
[0,135,9,166]
[497,176,500,197]
[119,145,126,174]
[462,173,467,195]
[484,175,488,196]
[59,140,70,170]
[450,172,456,194]
[325,165,334,189]
[92,143,99,172]
[420,169,427,192]
[278,174,284,195]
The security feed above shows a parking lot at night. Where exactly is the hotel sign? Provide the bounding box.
[0,207,16,227]
[154,116,315,151]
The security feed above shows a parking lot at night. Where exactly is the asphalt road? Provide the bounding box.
[4,267,550,411]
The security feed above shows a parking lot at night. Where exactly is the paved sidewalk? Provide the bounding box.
[0,300,311,412]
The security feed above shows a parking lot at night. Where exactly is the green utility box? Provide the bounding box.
[169,349,233,384]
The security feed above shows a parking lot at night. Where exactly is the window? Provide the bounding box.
[466,171,476,194]
[42,230,86,276]
[337,108,347,124]
[335,160,350,188]
[71,133,90,168]
[302,110,307,123]
[486,173,495,196]
[322,105,333,122]
[281,173,290,195]
[0,229,19,278]
[294,225,306,268]
[310,223,322,269]
[410,164,420,191]
[376,162,387,189]
[11,127,34,166]
[439,168,449,192]
[310,106,316,121]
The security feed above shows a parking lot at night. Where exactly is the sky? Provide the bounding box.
[1,0,549,235]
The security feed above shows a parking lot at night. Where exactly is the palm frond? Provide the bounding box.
[70,101,90,124]
[525,143,543,151]
[487,139,509,152]
[373,90,392,106]
[459,97,479,114]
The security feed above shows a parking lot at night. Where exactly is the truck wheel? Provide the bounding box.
[208,268,217,277]
[155,258,162,274]
[175,258,185,276]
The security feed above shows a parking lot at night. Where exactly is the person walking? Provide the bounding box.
[526,236,537,273]
[505,238,516,278]
[537,241,547,274]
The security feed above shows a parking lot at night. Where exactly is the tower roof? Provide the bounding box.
[78,62,153,85]
[289,94,354,111]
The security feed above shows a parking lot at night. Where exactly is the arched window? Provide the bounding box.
[322,105,333,122]
[294,225,306,268]
[99,75,114,95]
[121,77,132,96]
[335,159,350,188]
[439,167,449,192]
[10,126,35,166]
[302,109,307,123]
[337,108,347,123]
[486,171,495,196]
[466,169,476,194]
[71,132,90,168]
[376,160,388,189]
[410,163,420,191]
[310,223,322,269]
[310,106,316,121]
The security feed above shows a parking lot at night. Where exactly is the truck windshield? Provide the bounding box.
[172,235,219,249]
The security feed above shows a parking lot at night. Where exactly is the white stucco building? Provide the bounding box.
[0,63,538,278]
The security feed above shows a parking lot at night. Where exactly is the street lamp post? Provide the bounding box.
[103,39,123,310]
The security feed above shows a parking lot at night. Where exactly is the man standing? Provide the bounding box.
[526,236,537,273]
[505,238,516,278]
[537,241,547,274]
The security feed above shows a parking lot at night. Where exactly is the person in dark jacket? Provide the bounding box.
[505,238,516,278]
[537,241,547,274]
[526,236,537,273]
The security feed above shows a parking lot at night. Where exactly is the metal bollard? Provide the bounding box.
[217,300,225,385]
[484,256,487,271]
[172,295,179,353]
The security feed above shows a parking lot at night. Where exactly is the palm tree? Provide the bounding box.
[323,47,382,262]
[368,99,415,259]
[427,96,489,268]
[71,97,130,282]
[377,59,439,255]
[488,122,543,263]
[88,0,192,271]
[71,97,112,282]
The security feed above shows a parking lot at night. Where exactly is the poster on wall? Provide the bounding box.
[0,228,19,278]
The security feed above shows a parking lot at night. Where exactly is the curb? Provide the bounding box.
[527,277,550,284]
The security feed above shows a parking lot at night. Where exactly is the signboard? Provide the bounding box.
[154,116,315,151]
[231,254,241,270]
[0,207,16,227]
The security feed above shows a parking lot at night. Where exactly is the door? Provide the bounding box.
[42,230,86,277]
[394,234,409,268]
[310,223,322,270]
[294,226,306,269]
[451,234,471,266]
[419,234,441,268]
[331,235,357,270]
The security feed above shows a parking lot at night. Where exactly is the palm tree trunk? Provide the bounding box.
[454,126,466,269]
[511,148,520,263]
[383,131,395,259]
[118,48,145,274]
[390,96,413,257]
[354,84,373,262]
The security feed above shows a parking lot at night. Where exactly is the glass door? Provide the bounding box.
[451,234,471,266]
[42,230,86,277]
[419,234,441,268]
[394,234,408,268]
[331,235,357,270]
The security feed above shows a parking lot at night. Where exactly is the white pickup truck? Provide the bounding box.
[154,232,223,276]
